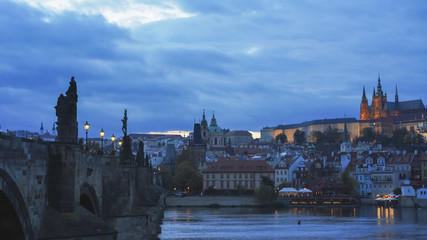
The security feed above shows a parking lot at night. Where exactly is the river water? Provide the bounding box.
[159,206,427,239]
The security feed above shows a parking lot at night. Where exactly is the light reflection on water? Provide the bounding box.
[159,206,427,239]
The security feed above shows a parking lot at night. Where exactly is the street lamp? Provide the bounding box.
[111,134,115,153]
[100,129,104,154]
[84,121,90,151]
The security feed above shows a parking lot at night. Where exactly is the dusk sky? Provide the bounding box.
[1,0,427,139]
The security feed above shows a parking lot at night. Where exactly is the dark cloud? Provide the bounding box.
[1,0,427,138]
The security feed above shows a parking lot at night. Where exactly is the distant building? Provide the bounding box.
[360,76,425,120]
[225,130,253,147]
[274,159,289,188]
[201,111,226,148]
[261,76,427,142]
[202,160,275,191]
[163,142,177,172]
[261,118,361,143]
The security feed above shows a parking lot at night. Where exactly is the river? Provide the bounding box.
[159,206,427,239]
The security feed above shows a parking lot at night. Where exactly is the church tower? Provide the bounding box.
[210,111,218,127]
[360,86,370,120]
[340,122,351,152]
[40,122,44,135]
[200,110,208,143]
[371,75,388,119]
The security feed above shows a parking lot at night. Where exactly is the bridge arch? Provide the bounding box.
[79,183,100,217]
[0,169,34,240]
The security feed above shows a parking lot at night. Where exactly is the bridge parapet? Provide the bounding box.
[0,135,49,239]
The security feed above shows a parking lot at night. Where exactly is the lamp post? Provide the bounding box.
[100,129,105,154]
[84,121,90,151]
[111,134,115,154]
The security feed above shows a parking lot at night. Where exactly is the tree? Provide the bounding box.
[341,168,357,195]
[294,130,306,145]
[392,128,408,148]
[255,175,275,204]
[177,147,198,168]
[173,161,202,192]
[311,131,325,143]
[261,175,274,188]
[255,183,275,204]
[275,133,287,143]
[159,165,173,190]
[324,126,341,144]
[359,127,376,142]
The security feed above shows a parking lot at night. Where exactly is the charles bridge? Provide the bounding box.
[0,77,165,240]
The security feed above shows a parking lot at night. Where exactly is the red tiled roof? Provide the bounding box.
[202,160,274,173]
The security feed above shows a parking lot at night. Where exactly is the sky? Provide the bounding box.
[1,0,427,139]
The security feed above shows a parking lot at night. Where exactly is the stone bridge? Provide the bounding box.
[0,78,165,240]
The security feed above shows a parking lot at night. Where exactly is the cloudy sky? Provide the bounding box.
[1,0,427,138]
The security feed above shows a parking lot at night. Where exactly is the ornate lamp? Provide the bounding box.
[84,121,90,151]
[100,129,104,154]
[111,134,116,153]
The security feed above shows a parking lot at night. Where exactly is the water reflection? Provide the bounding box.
[160,206,427,239]
[376,206,395,225]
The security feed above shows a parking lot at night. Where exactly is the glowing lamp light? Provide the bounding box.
[84,121,90,131]
[119,140,123,146]
[111,134,115,142]
[100,129,105,138]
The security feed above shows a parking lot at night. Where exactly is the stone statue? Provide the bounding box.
[136,141,145,167]
[55,77,78,143]
[122,109,128,137]
[119,108,133,165]
[145,153,149,168]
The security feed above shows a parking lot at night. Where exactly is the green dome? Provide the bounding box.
[208,126,222,133]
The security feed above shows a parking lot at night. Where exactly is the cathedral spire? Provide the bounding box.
[376,74,383,96]
[373,87,376,97]
[395,85,399,103]
[362,86,366,99]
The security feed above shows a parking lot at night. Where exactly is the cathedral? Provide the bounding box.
[200,110,225,148]
[360,76,425,120]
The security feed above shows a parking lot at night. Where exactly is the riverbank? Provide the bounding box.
[166,196,262,207]
[166,195,361,208]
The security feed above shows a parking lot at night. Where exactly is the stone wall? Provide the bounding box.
[400,196,427,208]
[0,135,166,239]
[0,135,48,239]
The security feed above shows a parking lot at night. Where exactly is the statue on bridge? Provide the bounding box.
[119,109,133,165]
[122,109,128,137]
[55,77,78,143]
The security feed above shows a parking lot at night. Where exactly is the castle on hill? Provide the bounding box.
[260,75,427,143]
[360,75,425,120]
